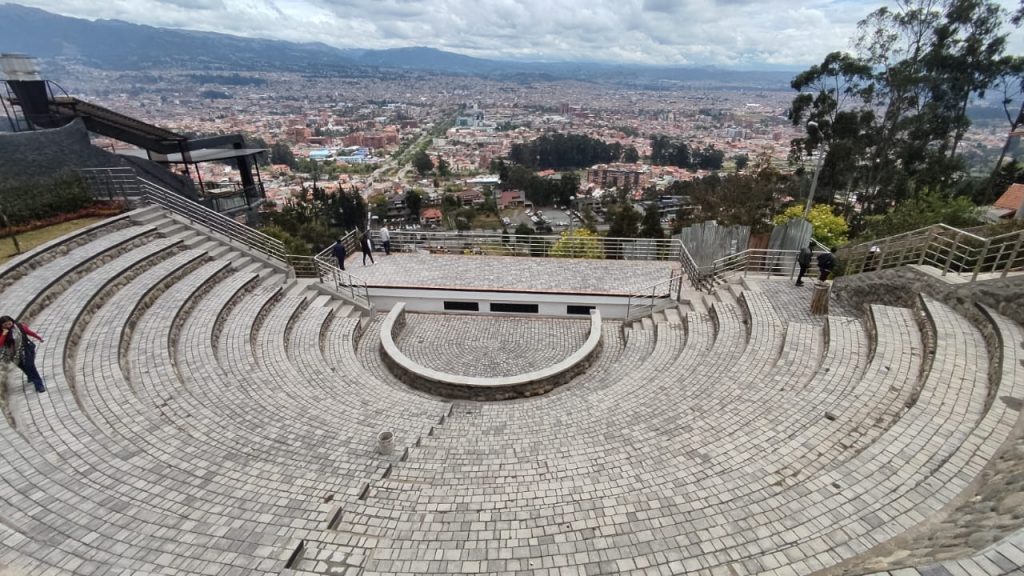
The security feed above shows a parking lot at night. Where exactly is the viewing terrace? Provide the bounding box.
[0,178,1021,576]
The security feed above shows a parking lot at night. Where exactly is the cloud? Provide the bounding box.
[12,0,1024,68]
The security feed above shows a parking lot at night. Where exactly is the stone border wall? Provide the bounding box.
[380,303,602,401]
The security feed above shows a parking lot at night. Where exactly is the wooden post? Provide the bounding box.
[811,281,831,316]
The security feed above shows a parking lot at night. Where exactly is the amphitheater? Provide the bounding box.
[0,200,1022,576]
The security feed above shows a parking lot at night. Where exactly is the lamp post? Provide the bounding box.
[804,121,825,218]
[569,195,576,234]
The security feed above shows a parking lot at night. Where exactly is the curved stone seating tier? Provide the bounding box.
[1,210,1021,576]
[380,303,603,400]
[1,239,295,574]
[0,213,135,293]
[355,315,441,398]
[75,257,350,527]
[858,304,1024,576]
[358,291,999,573]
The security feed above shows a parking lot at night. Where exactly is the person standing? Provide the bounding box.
[0,316,45,393]
[332,237,347,271]
[379,225,391,256]
[817,247,838,282]
[360,231,375,266]
[796,241,813,286]
[867,245,881,271]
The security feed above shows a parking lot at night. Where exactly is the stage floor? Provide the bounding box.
[344,253,679,295]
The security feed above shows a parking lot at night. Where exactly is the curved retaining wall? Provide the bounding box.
[380,303,602,400]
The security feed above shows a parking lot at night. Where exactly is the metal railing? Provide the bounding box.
[139,177,288,263]
[314,230,360,264]
[839,223,1024,282]
[79,167,143,204]
[312,252,372,308]
[389,230,683,261]
[625,271,684,322]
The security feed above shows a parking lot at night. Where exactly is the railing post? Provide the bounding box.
[919,228,937,265]
[1003,232,1023,278]
[942,233,962,276]
[971,239,991,283]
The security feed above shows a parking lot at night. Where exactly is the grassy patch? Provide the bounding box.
[474,214,503,231]
[0,217,107,265]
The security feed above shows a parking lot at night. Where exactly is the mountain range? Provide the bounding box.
[0,3,795,87]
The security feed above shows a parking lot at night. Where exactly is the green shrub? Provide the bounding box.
[261,225,311,256]
[0,172,94,227]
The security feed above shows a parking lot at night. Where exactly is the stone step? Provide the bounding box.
[679,290,707,314]
[663,307,683,325]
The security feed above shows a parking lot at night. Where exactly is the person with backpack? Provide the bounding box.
[817,247,838,282]
[796,241,813,286]
[0,316,45,393]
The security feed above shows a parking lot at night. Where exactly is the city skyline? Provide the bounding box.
[9,0,1024,69]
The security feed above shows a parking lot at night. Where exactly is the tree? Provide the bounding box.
[772,204,850,247]
[622,146,640,163]
[985,56,1024,201]
[580,204,599,233]
[454,207,476,231]
[480,192,499,216]
[549,228,604,259]
[607,202,641,238]
[245,134,271,166]
[369,194,389,223]
[413,150,434,175]
[270,142,297,169]
[508,133,620,169]
[437,157,451,178]
[404,189,423,220]
[862,189,981,238]
[262,225,310,256]
[734,154,750,171]
[640,203,665,239]
[514,222,534,236]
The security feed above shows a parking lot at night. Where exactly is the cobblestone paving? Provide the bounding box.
[744,276,854,324]
[350,253,677,294]
[3,213,1024,576]
[394,312,590,377]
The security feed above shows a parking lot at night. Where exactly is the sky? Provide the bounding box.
[12,0,1024,68]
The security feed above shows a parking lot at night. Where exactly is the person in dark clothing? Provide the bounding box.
[796,241,813,286]
[817,247,838,282]
[0,316,45,393]
[360,232,375,266]
[331,238,347,271]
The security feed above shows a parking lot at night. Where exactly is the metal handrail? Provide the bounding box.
[79,167,143,204]
[314,229,359,262]
[695,248,826,292]
[139,177,288,263]
[625,271,683,322]
[839,224,1024,281]
[312,252,372,308]
[389,230,682,260]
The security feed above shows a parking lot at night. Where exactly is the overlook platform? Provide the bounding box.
[345,252,679,295]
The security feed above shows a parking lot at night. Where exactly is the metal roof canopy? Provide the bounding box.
[144,147,269,163]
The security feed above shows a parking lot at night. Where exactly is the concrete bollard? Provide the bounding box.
[377,431,394,456]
